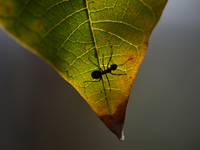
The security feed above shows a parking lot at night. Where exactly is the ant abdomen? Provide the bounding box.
[92,71,102,79]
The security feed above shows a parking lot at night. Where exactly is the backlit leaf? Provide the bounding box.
[0,0,167,140]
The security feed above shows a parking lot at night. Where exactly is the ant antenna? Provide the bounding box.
[117,57,133,66]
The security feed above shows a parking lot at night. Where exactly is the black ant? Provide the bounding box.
[84,47,133,92]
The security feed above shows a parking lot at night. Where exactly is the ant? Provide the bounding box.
[84,47,133,92]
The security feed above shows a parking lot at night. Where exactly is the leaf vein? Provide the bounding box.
[40,7,87,42]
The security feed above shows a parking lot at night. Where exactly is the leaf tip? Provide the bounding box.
[98,100,128,140]
[119,130,125,141]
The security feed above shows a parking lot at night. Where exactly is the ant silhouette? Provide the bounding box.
[84,47,133,92]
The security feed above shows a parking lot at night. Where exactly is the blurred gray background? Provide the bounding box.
[0,0,200,150]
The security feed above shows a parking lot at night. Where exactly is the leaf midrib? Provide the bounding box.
[85,0,112,116]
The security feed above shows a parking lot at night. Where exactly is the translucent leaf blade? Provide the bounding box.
[0,0,168,139]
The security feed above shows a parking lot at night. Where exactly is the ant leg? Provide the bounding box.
[110,72,127,75]
[110,58,133,76]
[105,74,111,92]
[107,46,113,68]
[117,58,133,66]
[102,54,106,71]
[88,57,103,71]
[111,59,114,64]
[88,57,98,67]
[83,78,102,83]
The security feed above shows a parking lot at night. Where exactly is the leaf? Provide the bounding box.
[0,0,167,140]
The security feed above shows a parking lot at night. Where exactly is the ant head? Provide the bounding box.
[111,64,117,70]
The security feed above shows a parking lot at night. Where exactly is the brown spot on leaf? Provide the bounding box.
[144,41,148,50]
[128,54,134,60]
[35,21,42,29]
[129,76,133,80]
[139,16,144,21]
[99,100,128,140]
[5,4,12,13]
[143,22,147,27]
[144,41,148,46]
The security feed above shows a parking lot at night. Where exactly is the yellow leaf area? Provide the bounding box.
[0,0,167,139]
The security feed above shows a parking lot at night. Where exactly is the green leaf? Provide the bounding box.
[0,0,167,140]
